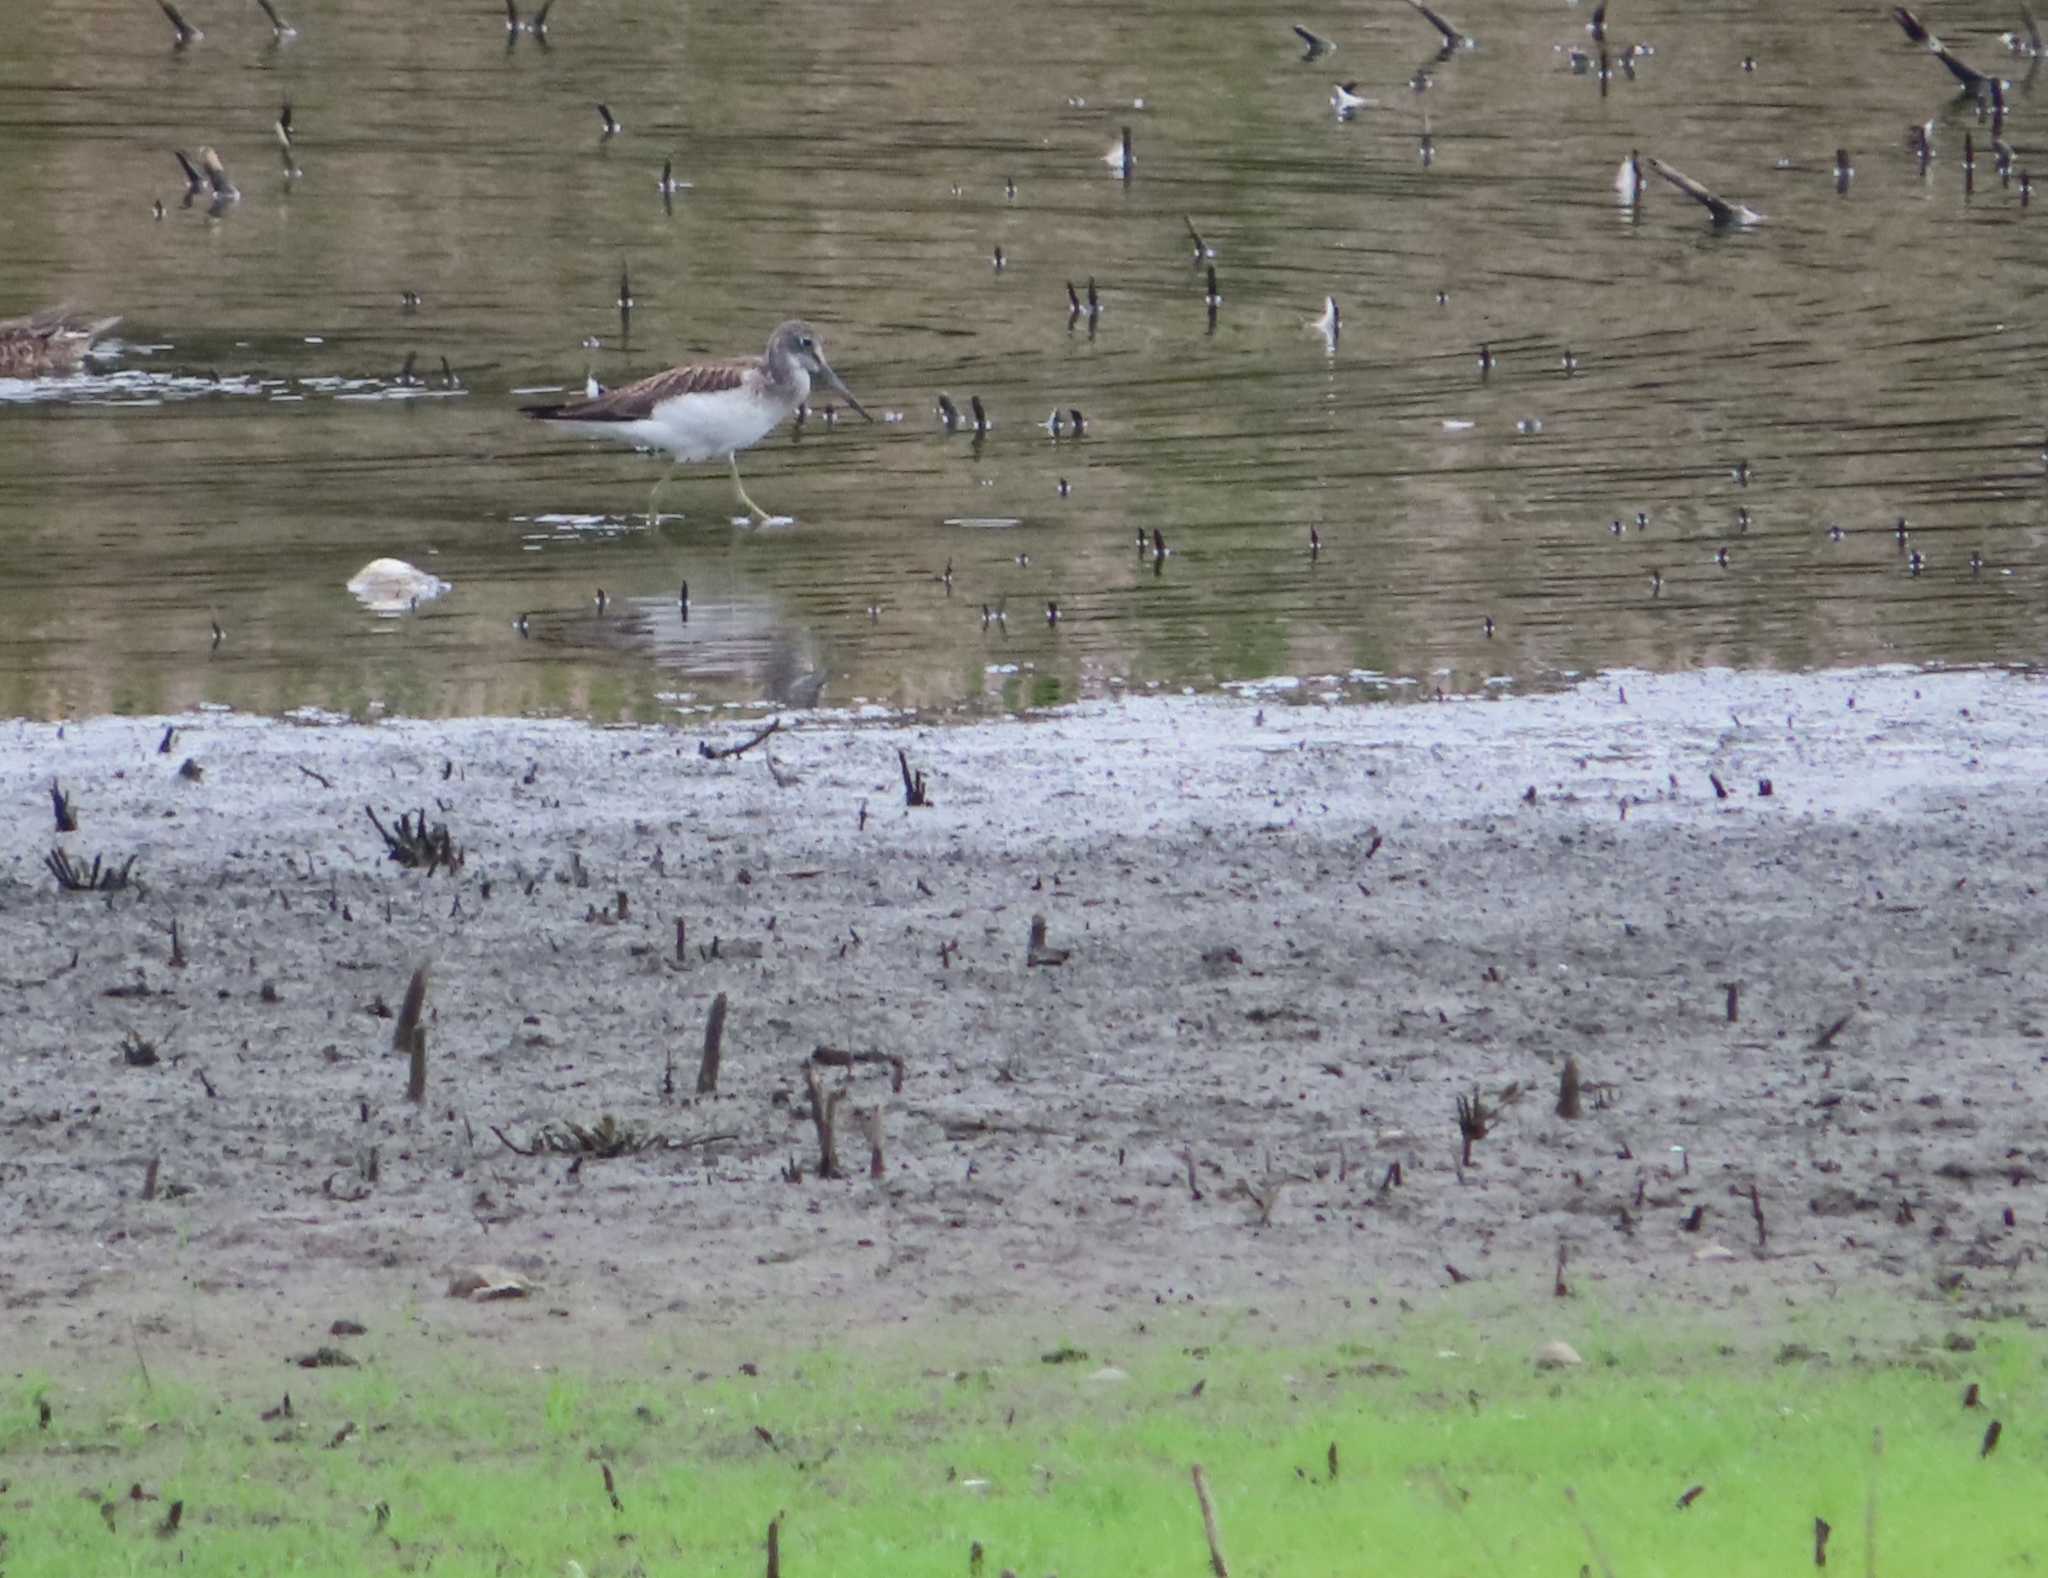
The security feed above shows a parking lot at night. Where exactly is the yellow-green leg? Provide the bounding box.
[647,459,680,524]
[730,453,773,524]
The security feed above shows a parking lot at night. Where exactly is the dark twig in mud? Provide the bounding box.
[1380,1161,1402,1192]
[1745,1182,1768,1247]
[804,1061,847,1178]
[1556,1055,1582,1119]
[1811,1013,1850,1051]
[766,1513,783,1578]
[1814,1516,1831,1567]
[1244,1176,1284,1227]
[697,991,729,1093]
[142,1154,160,1201]
[899,748,931,806]
[602,1461,622,1512]
[121,1030,160,1067]
[1026,912,1070,966]
[1554,1241,1571,1298]
[365,805,462,873]
[1725,982,1740,1023]
[50,779,77,832]
[1981,1419,2002,1458]
[47,848,138,893]
[167,917,187,969]
[296,763,333,789]
[1190,1464,1230,1578]
[1327,1442,1339,1482]
[699,717,782,760]
[395,964,429,1103]
[491,1125,537,1157]
[811,1046,907,1093]
[1183,1147,1203,1200]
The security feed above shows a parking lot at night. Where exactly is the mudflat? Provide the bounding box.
[5,667,2043,1379]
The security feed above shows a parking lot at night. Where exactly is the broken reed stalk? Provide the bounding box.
[1556,1055,1582,1119]
[898,748,929,806]
[1190,1464,1229,1578]
[142,1154,160,1201]
[696,991,728,1094]
[803,1061,845,1178]
[396,964,429,1103]
[46,848,138,893]
[1747,1182,1768,1247]
[1814,1515,1831,1567]
[1725,982,1740,1023]
[766,1514,781,1578]
[51,778,77,832]
[1456,1087,1489,1166]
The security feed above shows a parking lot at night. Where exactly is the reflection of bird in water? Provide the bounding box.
[523,320,872,525]
[0,308,122,378]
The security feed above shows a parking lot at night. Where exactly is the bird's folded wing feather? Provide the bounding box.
[529,360,750,421]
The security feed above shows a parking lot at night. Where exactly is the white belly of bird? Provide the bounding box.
[565,375,807,464]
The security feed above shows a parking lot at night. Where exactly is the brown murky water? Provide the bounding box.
[3,0,2045,719]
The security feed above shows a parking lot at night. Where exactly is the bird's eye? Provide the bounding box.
[800,336,814,350]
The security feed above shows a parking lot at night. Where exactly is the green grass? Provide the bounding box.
[2,1310,2039,1576]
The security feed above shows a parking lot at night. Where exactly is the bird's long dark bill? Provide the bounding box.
[819,362,874,421]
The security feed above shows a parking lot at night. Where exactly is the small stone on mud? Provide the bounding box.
[447,1265,532,1300]
[1693,1242,1738,1263]
[1533,1341,1582,1370]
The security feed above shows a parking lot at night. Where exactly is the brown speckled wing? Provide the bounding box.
[529,359,752,423]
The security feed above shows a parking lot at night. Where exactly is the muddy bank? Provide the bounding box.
[4,668,2044,1378]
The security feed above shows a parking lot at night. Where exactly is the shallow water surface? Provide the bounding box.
[2,0,2045,718]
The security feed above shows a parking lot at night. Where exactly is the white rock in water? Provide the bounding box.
[1693,1242,1738,1263]
[1533,1340,1583,1369]
[348,557,450,614]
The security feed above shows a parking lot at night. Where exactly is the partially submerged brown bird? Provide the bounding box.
[0,308,122,378]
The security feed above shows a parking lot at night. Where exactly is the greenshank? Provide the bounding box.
[524,320,872,524]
